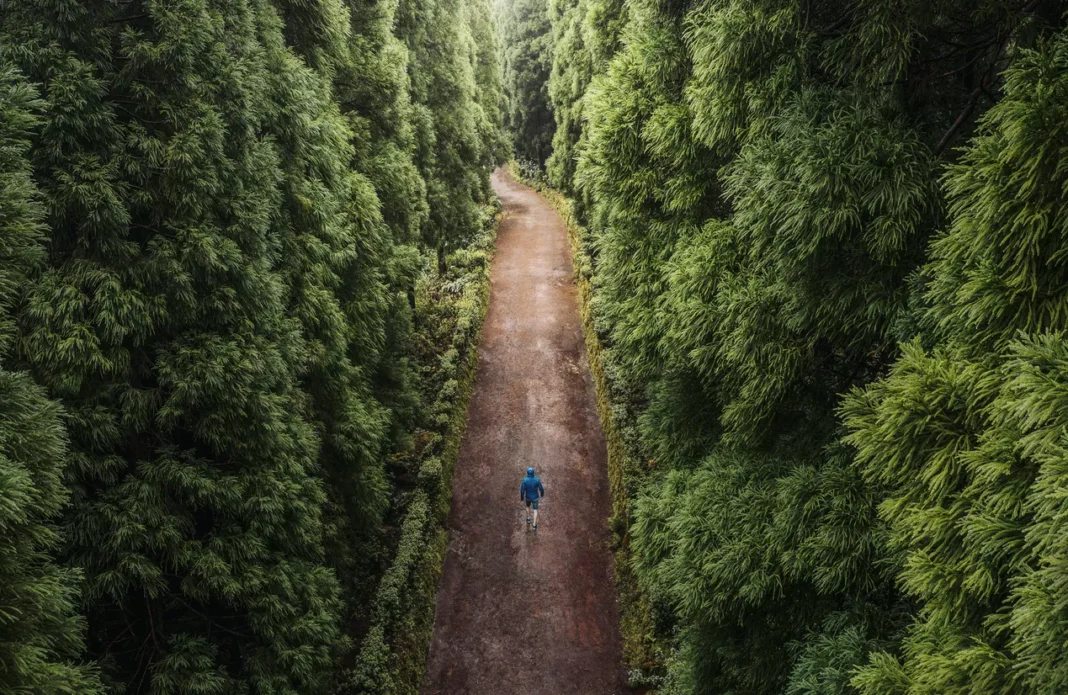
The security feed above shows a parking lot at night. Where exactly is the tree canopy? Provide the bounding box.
[536,0,1068,692]
[6,0,1068,692]
[499,0,556,169]
[0,0,505,691]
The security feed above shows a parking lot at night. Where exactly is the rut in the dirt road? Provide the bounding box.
[421,169,629,695]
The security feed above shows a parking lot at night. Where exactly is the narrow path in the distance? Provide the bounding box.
[421,169,629,694]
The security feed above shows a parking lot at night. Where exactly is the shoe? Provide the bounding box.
[526,517,532,525]
[532,525,537,531]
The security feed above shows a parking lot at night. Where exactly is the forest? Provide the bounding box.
[4,0,1068,694]
[1,0,505,692]
[501,0,1068,693]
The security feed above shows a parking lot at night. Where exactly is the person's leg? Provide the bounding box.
[526,500,532,525]
[532,500,539,529]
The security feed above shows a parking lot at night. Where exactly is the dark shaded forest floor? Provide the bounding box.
[421,169,630,694]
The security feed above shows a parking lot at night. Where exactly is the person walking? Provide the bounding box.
[520,467,545,531]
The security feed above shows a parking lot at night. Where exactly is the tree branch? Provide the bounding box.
[933,19,1018,155]
[934,84,984,155]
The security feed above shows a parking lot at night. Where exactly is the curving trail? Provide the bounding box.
[421,169,629,694]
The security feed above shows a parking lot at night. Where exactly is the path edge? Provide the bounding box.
[506,163,663,683]
[343,201,500,695]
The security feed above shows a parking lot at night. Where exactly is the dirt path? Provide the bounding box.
[421,169,629,694]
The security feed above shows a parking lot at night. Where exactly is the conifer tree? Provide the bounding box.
[333,0,429,246]
[499,0,556,169]
[261,0,404,620]
[844,27,1068,695]
[545,0,623,195]
[468,0,512,187]
[545,0,1059,691]
[0,63,104,695]
[2,1,344,690]
[400,0,495,272]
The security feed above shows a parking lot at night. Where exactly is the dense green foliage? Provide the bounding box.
[0,0,505,692]
[9,0,1068,692]
[842,35,1068,693]
[544,0,622,199]
[498,0,556,168]
[345,204,496,694]
[537,0,1068,693]
[0,64,104,695]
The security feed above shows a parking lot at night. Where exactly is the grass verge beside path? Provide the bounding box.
[340,201,499,695]
[509,163,664,687]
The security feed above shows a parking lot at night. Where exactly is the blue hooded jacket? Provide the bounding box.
[520,473,544,502]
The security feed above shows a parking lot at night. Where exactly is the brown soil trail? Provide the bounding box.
[421,169,629,695]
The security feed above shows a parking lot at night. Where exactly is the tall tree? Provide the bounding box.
[0,63,104,695]
[264,0,407,625]
[401,0,499,272]
[2,1,344,690]
[844,28,1068,695]
[544,0,1062,691]
[468,0,512,188]
[546,0,623,196]
[499,0,556,169]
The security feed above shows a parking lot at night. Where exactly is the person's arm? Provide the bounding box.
[520,481,525,501]
[537,481,544,498]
